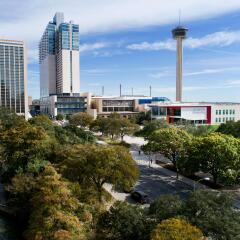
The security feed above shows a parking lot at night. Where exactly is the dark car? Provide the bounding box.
[131,190,149,204]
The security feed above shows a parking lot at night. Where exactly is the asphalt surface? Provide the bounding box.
[132,151,192,202]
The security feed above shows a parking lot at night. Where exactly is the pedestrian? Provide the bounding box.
[139,150,141,155]
[150,159,153,164]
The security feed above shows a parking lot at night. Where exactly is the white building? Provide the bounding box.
[0,39,28,119]
[150,102,240,125]
[39,13,83,117]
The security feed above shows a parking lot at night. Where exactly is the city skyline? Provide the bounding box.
[1,1,240,101]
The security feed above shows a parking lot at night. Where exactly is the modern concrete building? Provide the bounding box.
[39,13,84,117]
[150,102,240,125]
[0,39,28,119]
[88,95,170,118]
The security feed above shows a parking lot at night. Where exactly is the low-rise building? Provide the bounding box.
[40,94,87,118]
[150,102,240,125]
[89,96,170,118]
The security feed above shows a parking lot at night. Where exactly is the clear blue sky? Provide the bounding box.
[1,0,240,102]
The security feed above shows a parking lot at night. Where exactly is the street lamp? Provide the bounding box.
[193,177,210,191]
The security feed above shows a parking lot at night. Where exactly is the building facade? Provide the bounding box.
[89,96,170,118]
[0,39,28,118]
[150,102,240,125]
[39,13,83,117]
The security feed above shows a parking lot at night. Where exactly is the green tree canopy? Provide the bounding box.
[0,121,53,181]
[144,128,191,170]
[69,112,94,128]
[24,165,86,240]
[184,190,240,240]
[151,218,204,240]
[60,144,139,201]
[149,195,183,222]
[217,120,240,138]
[98,201,150,240]
[91,114,138,140]
[194,133,240,184]
[56,114,64,121]
[136,119,169,139]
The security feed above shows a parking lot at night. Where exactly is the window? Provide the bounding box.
[223,110,225,115]
[223,118,225,122]
[230,110,232,114]
[226,110,228,115]
[219,110,221,115]
[216,110,218,115]
[233,109,235,114]
[215,118,218,122]
[219,118,221,122]
[226,117,228,121]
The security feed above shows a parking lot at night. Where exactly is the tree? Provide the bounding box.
[98,201,151,240]
[61,144,139,202]
[151,218,204,240]
[69,112,93,128]
[177,137,202,176]
[119,118,139,141]
[56,114,64,121]
[135,111,152,125]
[149,195,183,222]
[194,133,240,185]
[145,128,191,177]
[184,190,240,240]
[90,117,109,136]
[0,122,53,181]
[24,165,86,240]
[183,124,217,137]
[135,119,169,139]
[217,120,240,138]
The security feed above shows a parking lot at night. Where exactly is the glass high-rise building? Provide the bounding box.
[0,39,28,118]
[39,13,86,117]
[39,12,80,97]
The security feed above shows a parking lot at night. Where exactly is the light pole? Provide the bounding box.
[193,177,210,191]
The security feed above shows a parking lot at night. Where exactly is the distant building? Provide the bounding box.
[150,102,240,125]
[39,12,84,117]
[0,39,28,119]
[29,99,40,117]
[88,95,170,118]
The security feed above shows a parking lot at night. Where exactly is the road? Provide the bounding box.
[105,136,195,203]
[133,151,192,201]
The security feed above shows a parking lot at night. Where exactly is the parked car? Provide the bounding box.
[131,190,149,204]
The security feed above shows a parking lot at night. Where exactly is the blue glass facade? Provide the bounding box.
[59,23,70,50]
[39,20,79,63]
[48,23,56,54]
[58,23,79,50]
[138,97,170,105]
[72,25,79,50]
[0,42,26,114]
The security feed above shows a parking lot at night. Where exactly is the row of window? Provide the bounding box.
[102,107,134,112]
[215,117,235,123]
[216,109,235,115]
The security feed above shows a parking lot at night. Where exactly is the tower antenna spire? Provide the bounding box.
[179,9,181,26]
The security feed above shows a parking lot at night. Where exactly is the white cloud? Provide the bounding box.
[1,0,240,43]
[79,42,109,53]
[186,31,240,48]
[128,40,175,51]
[152,84,240,94]
[225,80,240,86]
[185,67,240,76]
[127,31,240,51]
